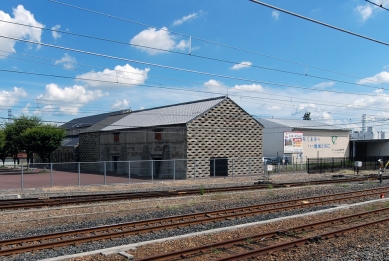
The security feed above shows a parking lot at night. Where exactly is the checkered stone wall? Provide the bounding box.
[186,98,263,178]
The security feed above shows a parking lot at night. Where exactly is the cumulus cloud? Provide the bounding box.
[230,61,252,70]
[173,11,203,26]
[312,81,335,89]
[358,71,389,84]
[203,79,227,93]
[271,11,280,20]
[21,102,31,114]
[37,83,106,115]
[355,4,374,21]
[76,64,150,87]
[267,105,283,111]
[55,53,76,70]
[112,99,129,110]
[231,84,264,92]
[0,5,44,58]
[130,27,190,54]
[0,87,27,107]
[51,24,61,39]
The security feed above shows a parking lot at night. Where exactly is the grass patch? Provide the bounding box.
[245,237,254,244]
[210,193,227,201]
[267,184,273,189]
[211,248,221,254]
[199,185,205,195]
[335,184,349,188]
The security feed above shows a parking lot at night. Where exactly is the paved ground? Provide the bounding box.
[0,167,174,189]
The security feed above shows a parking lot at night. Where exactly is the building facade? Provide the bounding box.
[79,96,263,179]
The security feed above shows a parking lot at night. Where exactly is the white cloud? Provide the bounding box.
[112,99,129,110]
[51,24,61,39]
[231,84,264,92]
[0,5,44,58]
[312,81,335,89]
[176,40,190,50]
[358,71,389,84]
[203,79,227,93]
[271,10,280,20]
[0,87,27,107]
[37,83,106,115]
[230,61,252,70]
[130,27,191,54]
[55,53,76,70]
[173,11,202,26]
[355,4,373,21]
[77,64,150,88]
[267,105,283,111]
[21,102,31,114]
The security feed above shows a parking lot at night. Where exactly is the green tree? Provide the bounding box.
[0,130,8,166]
[21,125,65,163]
[303,112,311,120]
[4,115,42,164]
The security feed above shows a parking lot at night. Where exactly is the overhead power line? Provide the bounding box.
[1,19,387,89]
[250,0,389,47]
[47,0,387,86]
[1,34,388,97]
[365,0,389,11]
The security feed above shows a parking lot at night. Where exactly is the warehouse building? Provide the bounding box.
[79,96,263,179]
[257,118,350,162]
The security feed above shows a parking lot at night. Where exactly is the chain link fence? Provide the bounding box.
[0,157,269,190]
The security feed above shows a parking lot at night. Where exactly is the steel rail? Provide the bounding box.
[0,176,380,210]
[0,186,388,256]
[135,207,389,260]
[214,215,389,261]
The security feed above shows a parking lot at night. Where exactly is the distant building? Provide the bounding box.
[79,96,263,179]
[257,118,350,162]
[350,126,389,159]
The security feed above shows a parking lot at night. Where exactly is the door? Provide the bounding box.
[112,156,119,172]
[210,158,228,176]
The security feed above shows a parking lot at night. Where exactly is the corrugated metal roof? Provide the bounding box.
[101,96,226,131]
[257,118,350,131]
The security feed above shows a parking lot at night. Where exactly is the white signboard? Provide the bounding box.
[284,132,303,153]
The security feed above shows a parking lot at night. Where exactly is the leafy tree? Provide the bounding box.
[0,130,8,166]
[4,115,42,164]
[303,112,311,120]
[21,125,65,163]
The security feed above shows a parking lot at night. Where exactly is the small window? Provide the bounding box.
[155,132,162,140]
[113,133,120,143]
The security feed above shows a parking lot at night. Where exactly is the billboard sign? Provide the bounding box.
[284,132,303,153]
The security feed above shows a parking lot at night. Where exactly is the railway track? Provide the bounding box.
[135,207,389,260]
[0,176,382,210]
[0,186,387,257]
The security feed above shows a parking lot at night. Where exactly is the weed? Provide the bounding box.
[211,248,221,254]
[335,184,349,188]
[210,193,227,200]
[267,191,275,197]
[385,202,389,208]
[267,184,273,189]
[245,237,254,244]
[365,205,377,211]
[199,185,205,195]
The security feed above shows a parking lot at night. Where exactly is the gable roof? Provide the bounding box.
[86,96,227,132]
[257,118,350,131]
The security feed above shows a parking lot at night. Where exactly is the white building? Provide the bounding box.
[257,118,350,162]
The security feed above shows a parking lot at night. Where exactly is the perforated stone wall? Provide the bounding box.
[186,98,263,178]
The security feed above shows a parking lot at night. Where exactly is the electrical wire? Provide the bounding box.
[47,0,387,86]
[250,0,389,47]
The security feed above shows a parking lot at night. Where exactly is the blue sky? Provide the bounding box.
[1,0,389,131]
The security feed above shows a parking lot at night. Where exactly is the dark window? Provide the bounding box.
[113,133,119,143]
[155,132,162,140]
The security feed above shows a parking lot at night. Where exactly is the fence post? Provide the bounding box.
[78,162,81,186]
[232,158,234,178]
[50,163,53,187]
[21,163,24,189]
[249,158,251,175]
[151,160,153,183]
[194,159,196,180]
[104,161,106,185]
[128,161,131,184]
[173,160,176,181]
[332,158,334,173]
[307,158,309,174]
[213,158,216,178]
